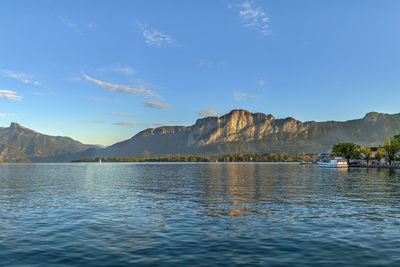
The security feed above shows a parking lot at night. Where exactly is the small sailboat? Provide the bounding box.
[98,158,102,163]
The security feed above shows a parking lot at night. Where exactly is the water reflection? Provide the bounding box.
[0,163,400,266]
[202,164,337,218]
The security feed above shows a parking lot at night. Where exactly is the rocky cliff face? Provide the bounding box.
[89,109,400,158]
[0,123,97,162]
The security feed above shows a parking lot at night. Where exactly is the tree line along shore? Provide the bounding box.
[73,134,400,166]
[332,134,400,167]
[71,153,318,163]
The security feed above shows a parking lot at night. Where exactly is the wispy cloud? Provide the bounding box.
[83,73,160,98]
[111,111,136,117]
[259,79,265,91]
[138,23,175,47]
[197,107,218,117]
[233,92,262,101]
[0,90,21,101]
[113,121,137,127]
[33,90,56,96]
[141,101,172,109]
[114,67,135,75]
[61,17,96,34]
[229,1,271,36]
[112,121,165,129]
[196,59,226,70]
[87,96,107,102]
[33,92,46,96]
[1,69,41,85]
[61,17,79,31]
[0,113,12,118]
[98,65,135,75]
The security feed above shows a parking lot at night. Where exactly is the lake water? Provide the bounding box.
[0,163,400,266]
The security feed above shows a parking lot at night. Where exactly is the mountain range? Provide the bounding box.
[0,123,97,162]
[1,109,400,162]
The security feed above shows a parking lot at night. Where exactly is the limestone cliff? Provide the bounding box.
[91,109,400,157]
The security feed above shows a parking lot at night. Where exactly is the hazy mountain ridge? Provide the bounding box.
[0,123,97,162]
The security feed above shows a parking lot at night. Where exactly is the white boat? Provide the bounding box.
[99,158,102,163]
[317,156,348,168]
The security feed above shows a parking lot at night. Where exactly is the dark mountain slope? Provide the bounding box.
[0,123,97,162]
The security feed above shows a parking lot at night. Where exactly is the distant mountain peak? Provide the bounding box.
[229,109,251,115]
[363,111,383,122]
[0,123,96,162]
[220,109,276,122]
[222,109,252,118]
[10,122,24,129]
[364,111,379,117]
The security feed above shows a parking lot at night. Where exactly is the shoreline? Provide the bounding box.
[350,164,400,169]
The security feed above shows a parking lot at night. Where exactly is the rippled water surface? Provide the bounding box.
[1,163,400,266]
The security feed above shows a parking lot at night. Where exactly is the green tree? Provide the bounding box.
[353,146,362,161]
[374,147,386,164]
[383,138,400,165]
[332,142,360,164]
[361,146,373,165]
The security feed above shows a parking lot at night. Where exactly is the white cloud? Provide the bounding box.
[259,79,266,91]
[141,101,172,109]
[233,92,262,101]
[0,90,21,101]
[61,17,79,31]
[196,59,226,70]
[33,92,46,96]
[138,23,174,47]
[61,17,96,33]
[114,67,135,75]
[98,65,136,75]
[197,108,218,117]
[230,1,271,36]
[112,121,163,128]
[1,69,41,85]
[0,113,12,118]
[111,111,136,117]
[113,121,137,127]
[83,73,160,98]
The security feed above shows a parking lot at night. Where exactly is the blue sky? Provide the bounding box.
[1,0,400,145]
